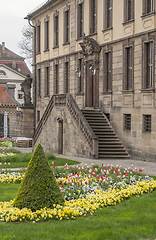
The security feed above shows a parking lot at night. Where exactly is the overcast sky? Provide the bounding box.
[0,0,46,69]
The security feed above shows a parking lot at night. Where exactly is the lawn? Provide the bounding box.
[0,150,80,168]
[0,147,156,240]
[0,185,156,240]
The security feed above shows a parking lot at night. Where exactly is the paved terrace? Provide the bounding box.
[7,147,156,176]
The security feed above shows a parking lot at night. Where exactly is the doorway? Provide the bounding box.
[58,119,63,154]
[85,61,99,108]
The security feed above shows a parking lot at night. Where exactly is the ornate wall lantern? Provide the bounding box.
[89,63,96,75]
[75,67,81,78]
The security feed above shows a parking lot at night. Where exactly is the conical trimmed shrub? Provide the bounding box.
[13,143,64,211]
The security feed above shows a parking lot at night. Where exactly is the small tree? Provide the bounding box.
[13,143,64,211]
[18,25,33,65]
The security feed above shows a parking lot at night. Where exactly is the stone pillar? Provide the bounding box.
[4,111,7,138]
[22,106,34,138]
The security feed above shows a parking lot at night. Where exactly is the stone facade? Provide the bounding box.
[27,0,156,161]
[0,106,34,138]
[34,105,94,158]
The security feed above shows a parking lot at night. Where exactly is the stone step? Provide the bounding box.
[89,123,111,127]
[92,129,113,132]
[81,109,130,159]
[91,125,112,129]
[98,155,130,159]
[85,116,106,120]
[87,119,108,123]
[98,135,119,141]
[98,143,123,147]
[95,132,116,136]
[99,149,126,153]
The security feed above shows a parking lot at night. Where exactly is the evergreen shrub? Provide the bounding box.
[13,143,64,211]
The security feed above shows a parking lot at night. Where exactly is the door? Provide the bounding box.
[58,120,63,154]
[85,61,99,108]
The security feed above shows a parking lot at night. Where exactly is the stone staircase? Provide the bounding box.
[81,109,130,159]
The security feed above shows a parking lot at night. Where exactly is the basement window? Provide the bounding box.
[37,111,40,122]
[124,114,131,130]
[105,113,110,121]
[143,115,151,132]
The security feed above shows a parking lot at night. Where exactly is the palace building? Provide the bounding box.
[26,0,156,161]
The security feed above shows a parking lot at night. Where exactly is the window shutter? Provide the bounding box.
[110,50,112,91]
[67,10,70,42]
[77,4,80,38]
[109,0,112,27]
[124,0,127,22]
[63,11,66,43]
[54,14,56,47]
[81,58,84,93]
[142,0,146,15]
[90,0,93,33]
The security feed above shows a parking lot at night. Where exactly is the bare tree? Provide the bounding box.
[18,25,33,65]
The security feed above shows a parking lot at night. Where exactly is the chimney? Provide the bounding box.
[2,42,5,54]
[12,60,16,69]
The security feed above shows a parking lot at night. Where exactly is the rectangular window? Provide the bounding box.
[104,0,113,29]
[146,42,153,88]
[123,43,134,91]
[103,50,112,92]
[37,69,41,96]
[90,0,97,34]
[124,0,134,22]
[142,41,154,89]
[143,115,151,132]
[45,66,49,96]
[36,24,41,53]
[18,90,23,99]
[54,64,59,94]
[54,14,59,47]
[77,2,83,38]
[64,62,69,93]
[64,9,70,43]
[45,20,49,50]
[127,47,133,90]
[143,0,154,14]
[77,58,83,93]
[37,110,40,122]
[124,114,131,130]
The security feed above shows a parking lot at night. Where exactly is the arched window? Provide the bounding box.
[0,70,6,76]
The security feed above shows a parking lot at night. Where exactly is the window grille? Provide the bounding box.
[124,114,131,130]
[37,111,40,122]
[143,115,151,132]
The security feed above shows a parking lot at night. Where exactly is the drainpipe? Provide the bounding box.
[24,16,36,135]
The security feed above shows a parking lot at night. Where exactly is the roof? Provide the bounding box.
[0,44,24,60]
[0,84,20,107]
[26,0,55,19]
[0,43,32,77]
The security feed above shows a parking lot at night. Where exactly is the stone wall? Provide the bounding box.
[34,105,93,158]
[0,107,34,138]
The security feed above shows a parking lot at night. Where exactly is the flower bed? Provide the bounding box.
[0,162,156,222]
